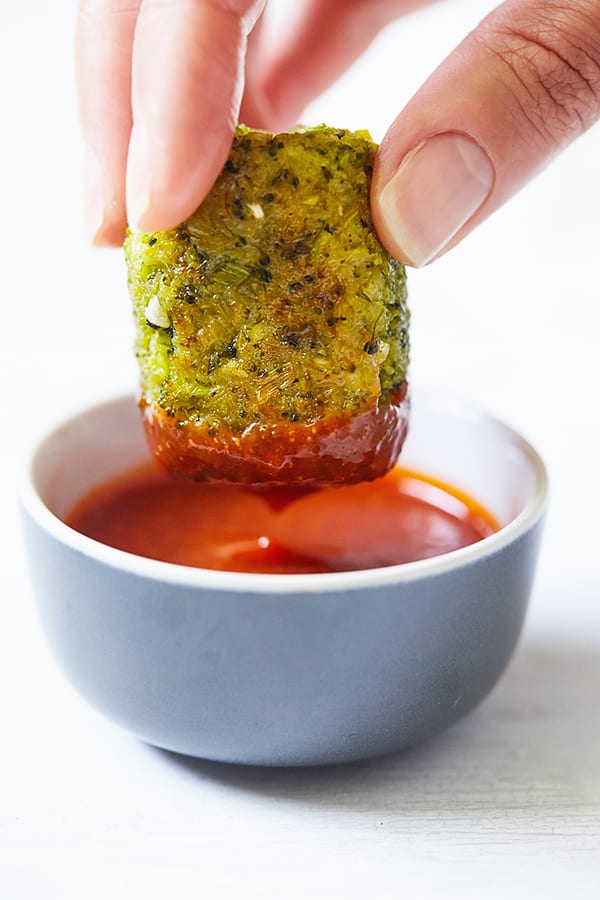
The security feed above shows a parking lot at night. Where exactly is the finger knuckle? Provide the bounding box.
[478,1,600,146]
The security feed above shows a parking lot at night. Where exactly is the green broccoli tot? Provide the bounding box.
[125,125,410,485]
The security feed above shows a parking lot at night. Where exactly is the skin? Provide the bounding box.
[76,0,600,265]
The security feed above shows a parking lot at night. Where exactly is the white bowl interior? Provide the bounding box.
[31,397,149,521]
[31,391,545,531]
[401,395,541,526]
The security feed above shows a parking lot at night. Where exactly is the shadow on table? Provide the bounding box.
[153,636,600,814]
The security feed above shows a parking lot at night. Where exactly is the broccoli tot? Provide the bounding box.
[125,125,410,485]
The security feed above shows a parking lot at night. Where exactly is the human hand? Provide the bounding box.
[77,0,600,266]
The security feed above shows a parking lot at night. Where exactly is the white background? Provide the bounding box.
[1,0,599,896]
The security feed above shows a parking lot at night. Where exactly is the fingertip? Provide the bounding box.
[238,86,284,132]
[125,118,235,234]
[126,0,251,234]
[87,197,128,247]
[90,223,127,248]
[372,133,495,268]
[83,145,127,247]
[125,120,151,232]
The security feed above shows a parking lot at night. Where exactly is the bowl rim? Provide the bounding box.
[19,390,549,595]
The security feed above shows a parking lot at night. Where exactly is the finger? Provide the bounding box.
[248,0,434,130]
[238,8,273,129]
[76,0,141,246]
[371,0,600,267]
[127,0,266,234]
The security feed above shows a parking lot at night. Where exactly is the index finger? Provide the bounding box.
[126,0,266,233]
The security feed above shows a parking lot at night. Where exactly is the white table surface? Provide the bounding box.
[1,1,599,896]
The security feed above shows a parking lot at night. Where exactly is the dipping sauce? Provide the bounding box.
[66,464,499,574]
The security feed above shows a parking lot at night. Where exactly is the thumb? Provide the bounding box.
[371,0,600,267]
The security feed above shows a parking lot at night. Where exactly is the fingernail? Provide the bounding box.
[126,119,152,231]
[378,133,494,266]
[82,145,105,243]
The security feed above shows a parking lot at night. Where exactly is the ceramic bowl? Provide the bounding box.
[20,390,547,766]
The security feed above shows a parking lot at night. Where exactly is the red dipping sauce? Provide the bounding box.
[66,464,499,575]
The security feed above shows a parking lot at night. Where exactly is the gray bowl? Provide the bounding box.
[20,390,547,766]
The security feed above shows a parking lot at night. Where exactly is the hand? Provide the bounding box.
[77,0,600,267]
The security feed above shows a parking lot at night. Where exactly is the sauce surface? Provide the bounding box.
[66,464,499,575]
